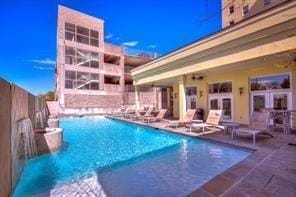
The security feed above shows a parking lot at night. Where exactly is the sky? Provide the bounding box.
[0,0,221,95]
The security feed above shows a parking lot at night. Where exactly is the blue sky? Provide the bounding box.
[0,0,221,94]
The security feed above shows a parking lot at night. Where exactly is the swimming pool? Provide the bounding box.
[14,116,251,196]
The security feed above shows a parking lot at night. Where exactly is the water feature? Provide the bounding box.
[35,111,44,128]
[17,118,37,159]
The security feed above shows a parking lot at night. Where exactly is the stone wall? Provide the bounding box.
[11,85,29,191]
[64,94,122,109]
[0,78,47,196]
[123,91,157,107]
[0,78,12,197]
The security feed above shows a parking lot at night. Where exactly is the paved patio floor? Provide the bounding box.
[107,116,296,197]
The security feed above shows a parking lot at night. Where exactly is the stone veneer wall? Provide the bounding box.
[0,78,47,196]
[124,91,157,106]
[0,78,12,196]
[11,84,29,191]
[64,94,122,108]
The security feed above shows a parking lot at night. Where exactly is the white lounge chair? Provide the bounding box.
[232,111,273,144]
[164,109,196,128]
[133,107,154,121]
[189,110,223,133]
[144,109,167,123]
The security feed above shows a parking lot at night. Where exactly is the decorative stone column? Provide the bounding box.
[178,76,187,121]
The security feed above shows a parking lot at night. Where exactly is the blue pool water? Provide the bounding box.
[14,116,251,196]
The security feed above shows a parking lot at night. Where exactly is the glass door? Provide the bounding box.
[270,92,291,125]
[209,95,233,122]
[251,93,269,113]
[221,97,232,121]
[186,87,197,110]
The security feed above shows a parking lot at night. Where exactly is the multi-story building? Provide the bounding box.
[222,0,288,28]
[56,5,159,114]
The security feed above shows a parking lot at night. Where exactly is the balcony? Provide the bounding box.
[104,63,122,76]
[124,48,156,59]
[104,84,121,92]
[124,66,135,74]
[104,43,124,56]
[125,85,135,92]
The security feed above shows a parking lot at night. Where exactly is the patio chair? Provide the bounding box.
[232,111,273,144]
[108,107,129,117]
[189,110,223,133]
[144,109,167,123]
[112,107,134,117]
[164,109,196,128]
[132,107,154,120]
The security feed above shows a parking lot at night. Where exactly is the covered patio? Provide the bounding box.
[131,1,296,129]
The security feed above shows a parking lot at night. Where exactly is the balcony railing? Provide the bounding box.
[124,48,156,59]
[104,43,124,55]
[124,66,136,73]
[124,85,154,92]
[104,63,122,75]
[125,85,135,92]
[104,84,121,92]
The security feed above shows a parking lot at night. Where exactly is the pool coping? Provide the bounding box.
[104,115,277,196]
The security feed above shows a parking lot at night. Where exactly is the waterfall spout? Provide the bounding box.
[36,111,44,128]
[18,118,37,159]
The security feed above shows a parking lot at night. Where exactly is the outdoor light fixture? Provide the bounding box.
[199,91,203,97]
[239,87,244,95]
[192,74,204,81]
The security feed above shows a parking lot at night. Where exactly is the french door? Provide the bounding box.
[250,90,292,124]
[209,94,233,122]
[251,91,291,113]
[186,86,197,110]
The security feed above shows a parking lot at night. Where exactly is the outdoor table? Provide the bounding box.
[222,122,240,135]
[270,110,296,134]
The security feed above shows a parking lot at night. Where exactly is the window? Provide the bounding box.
[64,22,99,47]
[250,74,290,91]
[242,5,249,16]
[209,81,232,94]
[186,87,197,96]
[65,46,76,65]
[65,22,75,42]
[229,5,234,14]
[77,26,89,36]
[64,46,99,68]
[65,22,75,32]
[77,34,89,45]
[90,30,99,39]
[65,70,100,90]
[65,70,76,89]
[264,0,271,6]
[229,20,235,26]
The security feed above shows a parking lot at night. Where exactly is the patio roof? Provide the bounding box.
[131,1,296,86]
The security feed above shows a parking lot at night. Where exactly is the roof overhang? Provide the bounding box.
[131,1,296,86]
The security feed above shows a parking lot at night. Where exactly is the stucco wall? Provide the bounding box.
[0,79,12,197]
[173,62,296,125]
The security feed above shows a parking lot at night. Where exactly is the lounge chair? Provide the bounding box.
[132,107,154,120]
[144,109,167,123]
[111,107,134,117]
[164,109,196,128]
[189,110,223,133]
[232,111,273,144]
